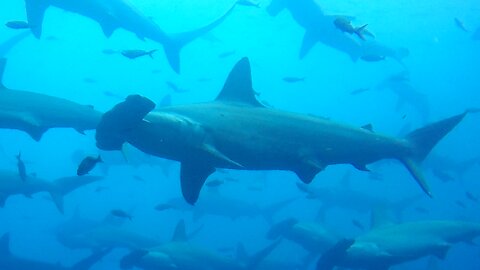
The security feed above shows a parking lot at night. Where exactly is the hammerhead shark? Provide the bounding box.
[0,170,102,213]
[317,218,480,270]
[23,0,235,73]
[0,233,111,270]
[0,58,102,141]
[95,57,472,205]
[267,0,409,63]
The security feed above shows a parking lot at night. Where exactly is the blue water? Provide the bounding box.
[0,0,479,269]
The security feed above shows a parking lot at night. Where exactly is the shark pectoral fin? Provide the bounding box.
[299,30,318,59]
[295,159,325,184]
[71,247,113,270]
[171,220,187,242]
[163,39,181,74]
[246,239,282,270]
[201,143,242,168]
[99,19,118,38]
[48,190,64,214]
[401,158,432,198]
[25,125,47,141]
[180,162,215,205]
[25,0,48,38]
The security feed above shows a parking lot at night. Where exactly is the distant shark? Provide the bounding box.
[95,57,472,204]
[23,0,235,73]
[0,32,30,57]
[0,58,102,141]
[317,219,480,270]
[120,220,280,270]
[267,0,409,63]
[0,170,102,213]
[0,233,110,270]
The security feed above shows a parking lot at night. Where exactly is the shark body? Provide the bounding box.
[95,57,470,204]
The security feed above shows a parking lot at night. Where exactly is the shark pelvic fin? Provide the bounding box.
[180,162,215,205]
[25,0,49,38]
[215,57,264,107]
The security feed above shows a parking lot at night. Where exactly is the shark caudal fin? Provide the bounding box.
[402,111,471,197]
[70,247,112,270]
[25,0,49,38]
[316,238,355,270]
[96,95,155,151]
[165,4,236,73]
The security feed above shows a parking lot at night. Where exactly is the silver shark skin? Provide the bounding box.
[121,220,280,270]
[317,220,480,270]
[96,57,471,205]
[0,233,110,270]
[0,58,102,141]
[24,0,235,73]
[266,0,408,63]
[0,170,102,213]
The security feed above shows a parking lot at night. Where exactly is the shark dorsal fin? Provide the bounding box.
[0,58,6,89]
[172,220,187,242]
[0,233,11,256]
[215,57,264,107]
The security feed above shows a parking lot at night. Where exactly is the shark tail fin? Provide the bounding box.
[120,249,149,270]
[245,239,282,270]
[166,4,236,73]
[71,247,112,270]
[25,0,48,38]
[96,95,155,151]
[316,238,355,270]
[261,197,297,224]
[148,49,157,59]
[0,233,11,256]
[355,24,368,40]
[402,111,470,197]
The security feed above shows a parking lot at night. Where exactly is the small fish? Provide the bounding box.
[197,77,212,82]
[360,54,386,62]
[282,77,305,83]
[432,169,455,182]
[217,246,235,252]
[102,49,118,55]
[350,88,370,95]
[465,191,479,203]
[154,203,173,211]
[121,49,157,59]
[133,175,145,182]
[333,17,369,40]
[351,219,365,230]
[5,21,31,30]
[111,209,133,220]
[224,176,239,182]
[454,18,469,33]
[414,206,429,214]
[102,91,124,100]
[236,0,260,8]
[77,155,102,176]
[166,81,189,93]
[247,185,263,192]
[455,200,467,209]
[206,179,224,188]
[16,152,27,182]
[151,69,161,74]
[218,50,236,58]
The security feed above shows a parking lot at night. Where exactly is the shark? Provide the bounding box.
[23,0,235,73]
[0,32,30,57]
[267,218,338,255]
[0,58,102,141]
[120,220,280,270]
[95,57,472,205]
[0,233,110,270]
[266,0,408,63]
[316,219,480,270]
[0,170,102,213]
